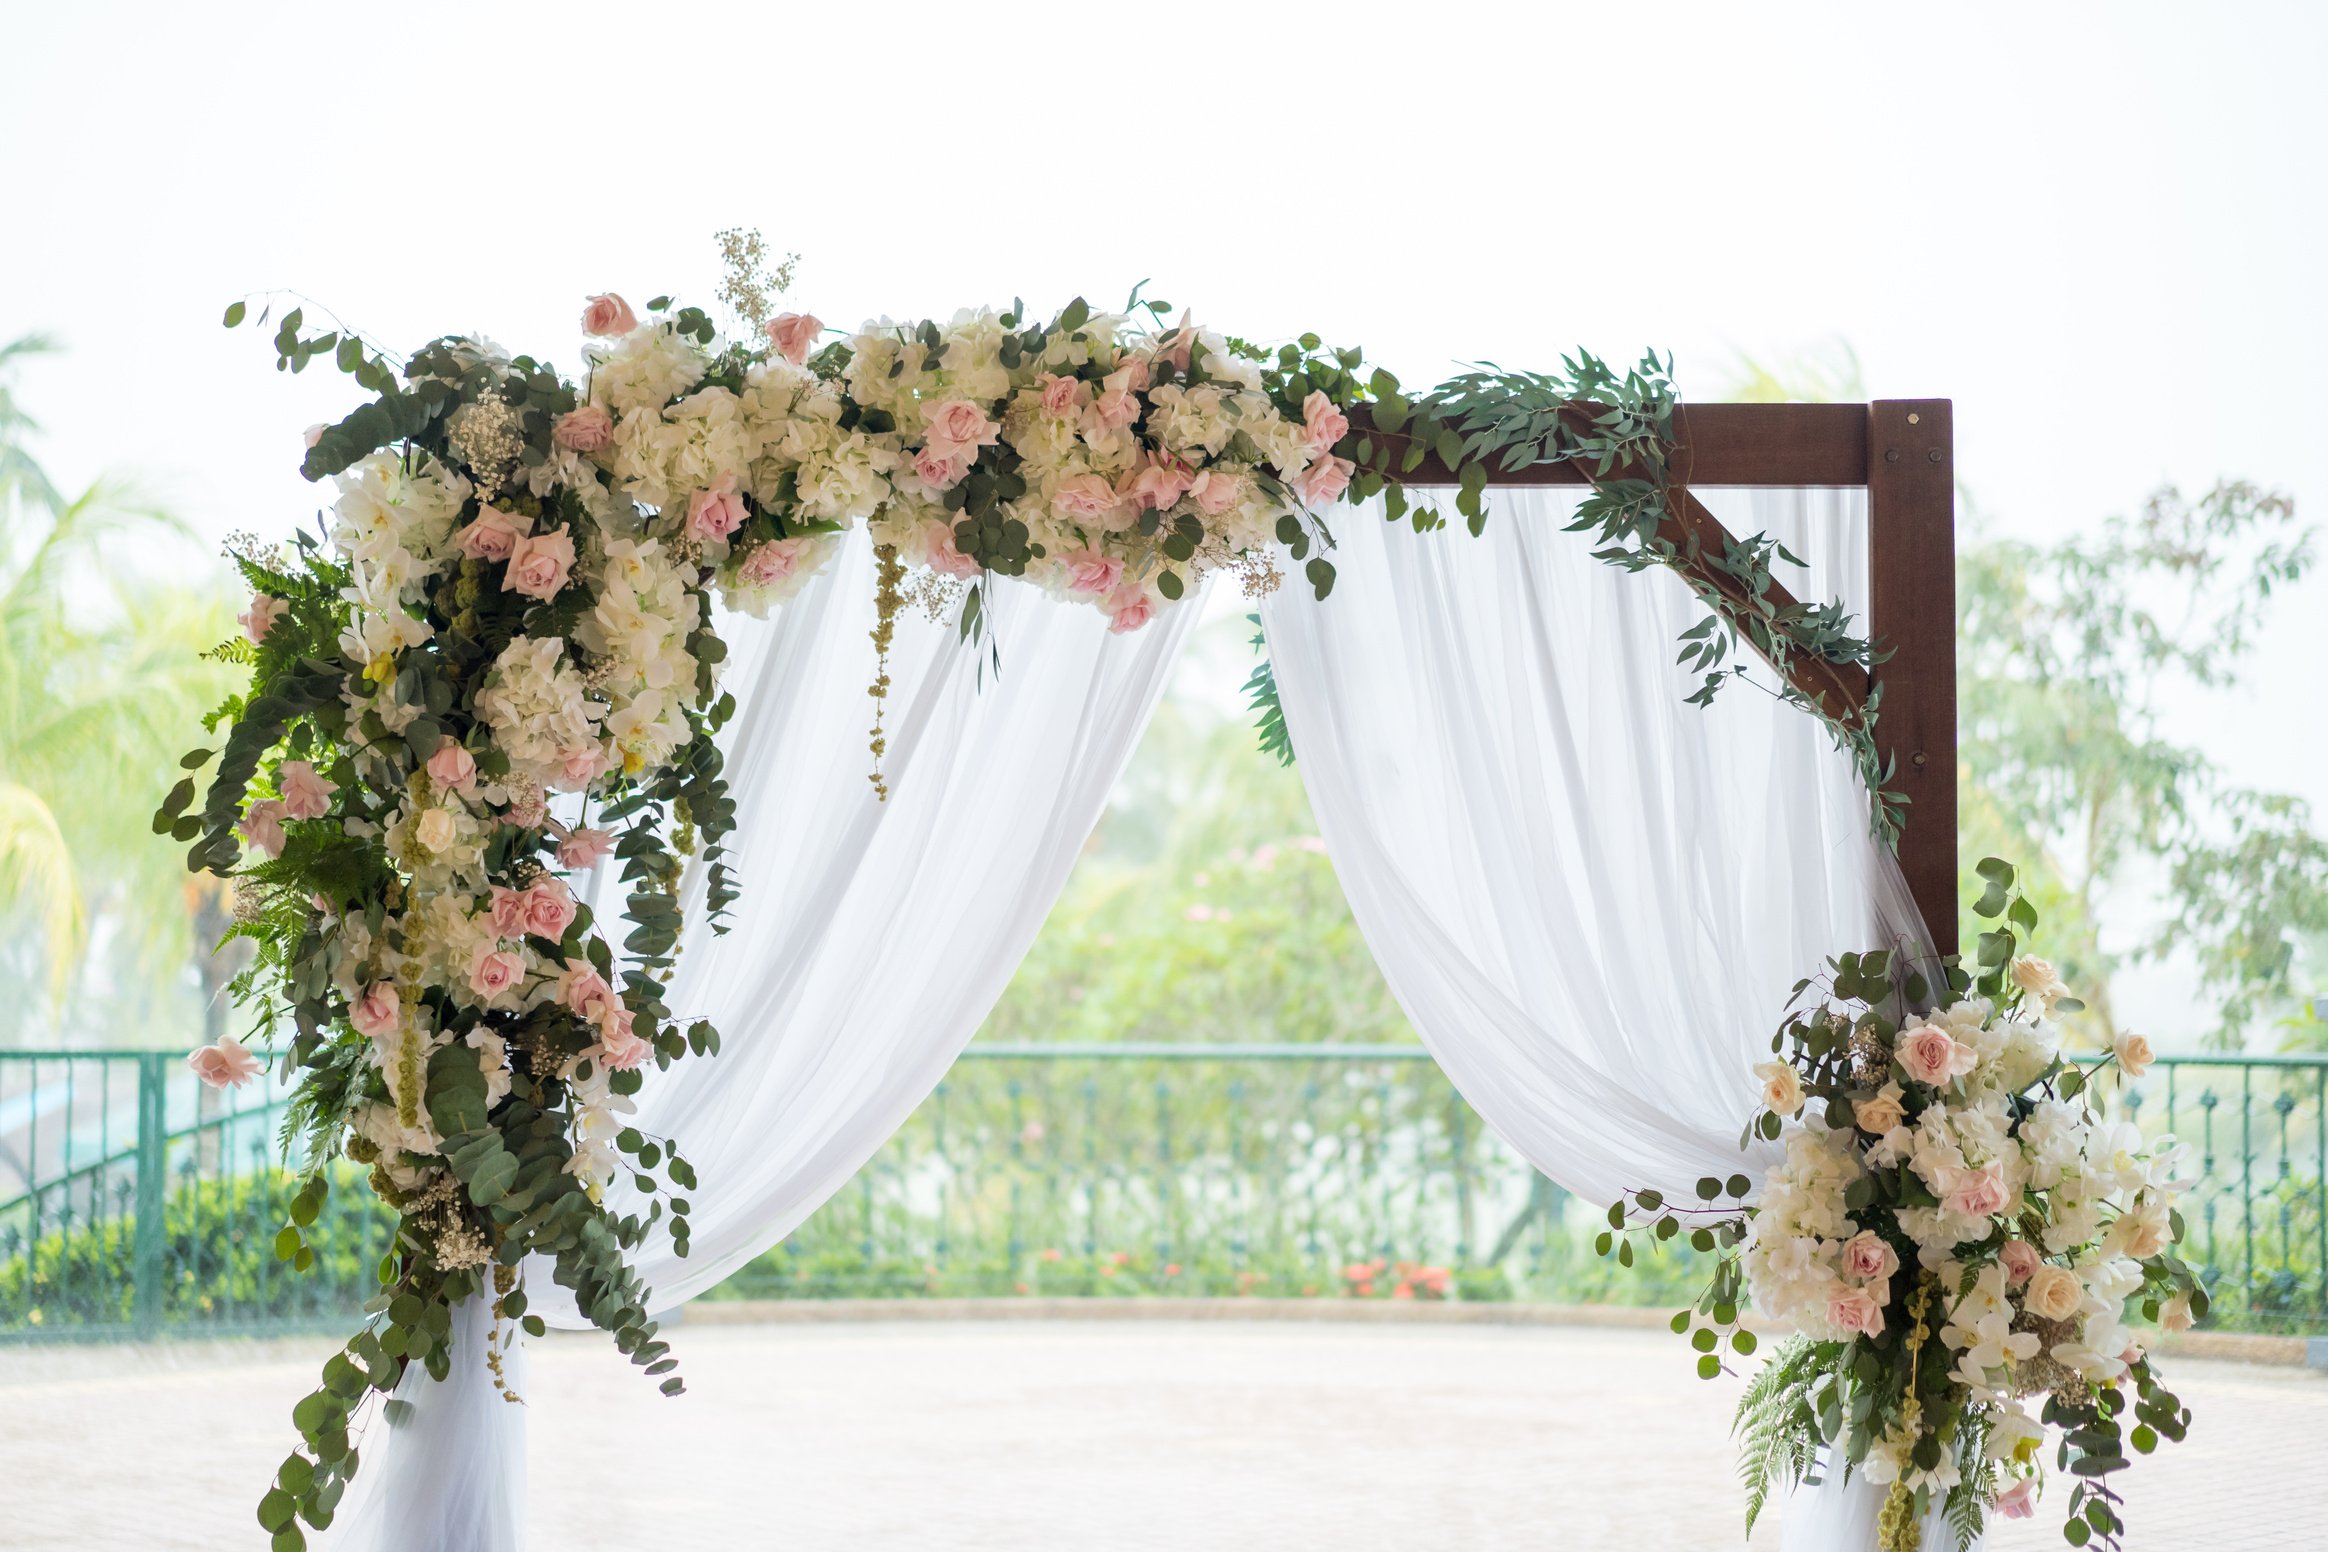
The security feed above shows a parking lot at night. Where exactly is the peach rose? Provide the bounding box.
[2025,1263,2083,1322]
[1053,472,1123,523]
[1106,586,1155,634]
[426,741,477,792]
[523,879,577,941]
[2159,1293,2194,1332]
[1060,549,1124,597]
[187,1035,265,1090]
[1993,1479,2038,1520]
[1827,1283,1886,1337]
[240,593,287,645]
[554,405,615,452]
[581,293,637,337]
[349,982,401,1039]
[1944,1162,2012,1219]
[278,760,337,821]
[504,528,576,600]
[921,398,1000,454]
[468,946,524,1003]
[1998,1239,2042,1287]
[2113,1030,2154,1079]
[1897,1022,1970,1087]
[1841,1230,1899,1284]
[1039,374,1086,416]
[556,826,615,871]
[1854,1082,1907,1134]
[457,505,530,563]
[1293,454,1355,508]
[685,477,747,542]
[765,311,823,366]
[1301,389,1350,453]
[238,799,287,859]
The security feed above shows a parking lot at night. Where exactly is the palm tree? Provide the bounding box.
[0,334,241,1042]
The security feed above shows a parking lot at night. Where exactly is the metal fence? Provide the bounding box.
[3,1046,2322,1341]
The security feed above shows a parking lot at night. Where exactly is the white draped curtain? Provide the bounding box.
[335,487,1938,1551]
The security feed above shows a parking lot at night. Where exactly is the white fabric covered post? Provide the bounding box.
[1260,486,1949,1548]
[329,533,1202,1550]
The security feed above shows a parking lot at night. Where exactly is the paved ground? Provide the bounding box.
[3,1316,2321,1550]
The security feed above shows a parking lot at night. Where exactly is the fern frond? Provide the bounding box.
[1733,1336,1834,1538]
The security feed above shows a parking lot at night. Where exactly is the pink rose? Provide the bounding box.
[1106,586,1156,634]
[1826,1283,1886,1337]
[1293,454,1355,508]
[504,527,576,600]
[504,786,549,831]
[486,885,533,940]
[1301,390,1350,453]
[457,505,531,563]
[765,312,823,366]
[1053,472,1123,524]
[913,445,971,492]
[921,398,1000,455]
[560,964,618,1024]
[554,405,614,452]
[1840,1230,1899,1284]
[581,293,637,337]
[1188,469,1243,516]
[599,1008,649,1071]
[738,538,806,586]
[1945,1162,2012,1220]
[523,878,577,941]
[1993,1479,2038,1520]
[1999,1239,2042,1287]
[1898,1023,1970,1087]
[240,593,286,645]
[685,476,747,542]
[554,742,611,790]
[1088,385,1142,432]
[468,946,524,1003]
[1157,310,1197,374]
[277,760,337,821]
[237,799,287,859]
[1112,355,1152,393]
[1039,374,1086,416]
[186,1035,265,1090]
[349,982,401,1039]
[426,741,477,792]
[1060,549,1124,597]
[556,826,616,870]
[925,521,982,580]
[1122,456,1193,512]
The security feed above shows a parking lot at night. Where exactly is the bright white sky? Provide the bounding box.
[4,1,2322,1038]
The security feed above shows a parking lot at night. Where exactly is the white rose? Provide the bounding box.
[1754,1059,1806,1116]
[414,808,456,853]
[2113,1029,2155,1079]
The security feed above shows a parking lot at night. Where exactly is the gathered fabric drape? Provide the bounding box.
[329,533,1202,1551]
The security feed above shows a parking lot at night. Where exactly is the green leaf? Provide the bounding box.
[224,301,247,328]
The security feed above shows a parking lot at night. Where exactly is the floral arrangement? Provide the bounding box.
[1602,859,2200,1552]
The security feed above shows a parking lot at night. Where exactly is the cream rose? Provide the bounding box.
[2113,1030,2155,1079]
[2025,1263,2083,1322]
[1753,1059,1806,1116]
[1853,1082,1906,1134]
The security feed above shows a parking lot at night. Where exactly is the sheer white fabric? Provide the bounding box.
[1260,486,1948,1547]
[329,533,1202,1551]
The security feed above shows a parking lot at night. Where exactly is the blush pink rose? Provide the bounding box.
[554,742,611,790]
[1293,454,1355,508]
[1060,549,1124,597]
[1106,586,1156,634]
[238,799,287,858]
[426,741,477,791]
[1122,457,1193,512]
[1301,390,1351,453]
[239,593,287,645]
[1945,1162,2012,1219]
[599,1008,649,1071]
[1053,472,1122,523]
[468,946,525,1003]
[1157,310,1197,374]
[1998,1239,2042,1287]
[1840,1230,1899,1284]
[764,312,823,366]
[1112,355,1152,393]
[186,1035,265,1090]
[1039,374,1086,416]
[1188,469,1243,516]
[1993,1479,2038,1520]
[277,760,337,821]
[349,982,402,1039]
[458,505,531,563]
[921,398,1000,455]
[486,885,533,940]
[556,826,616,870]
[554,405,614,452]
[925,521,982,580]
[504,787,548,830]
[738,538,808,586]
[1088,385,1142,431]
[560,964,618,1024]
[685,476,747,542]
[913,445,971,492]
[523,879,577,941]
[581,293,637,337]
[504,528,577,600]
[1898,1023,1969,1087]
[1827,1283,1886,1337]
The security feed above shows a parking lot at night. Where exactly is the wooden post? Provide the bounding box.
[1867,400,1958,956]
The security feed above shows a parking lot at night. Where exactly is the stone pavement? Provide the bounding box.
[2,1316,2320,1549]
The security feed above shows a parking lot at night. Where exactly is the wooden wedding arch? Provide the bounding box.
[1370,399,1958,954]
